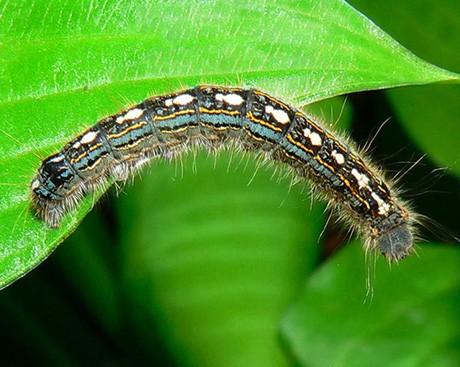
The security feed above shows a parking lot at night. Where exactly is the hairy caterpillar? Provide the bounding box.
[30,86,416,261]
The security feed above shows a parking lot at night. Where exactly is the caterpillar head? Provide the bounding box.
[30,153,78,227]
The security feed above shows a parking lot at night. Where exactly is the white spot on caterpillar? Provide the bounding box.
[173,94,194,106]
[116,108,145,124]
[265,105,290,124]
[371,192,390,215]
[302,128,322,146]
[164,98,173,107]
[216,93,244,106]
[80,131,98,144]
[351,168,370,189]
[332,150,345,165]
[124,108,144,120]
[48,155,65,163]
[31,179,40,190]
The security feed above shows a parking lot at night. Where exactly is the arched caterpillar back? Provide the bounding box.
[30,86,416,261]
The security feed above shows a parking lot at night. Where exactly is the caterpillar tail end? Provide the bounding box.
[375,224,414,261]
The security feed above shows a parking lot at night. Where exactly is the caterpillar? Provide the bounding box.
[30,85,416,261]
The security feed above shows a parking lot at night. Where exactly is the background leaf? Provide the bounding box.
[349,0,460,176]
[282,243,460,367]
[118,151,325,366]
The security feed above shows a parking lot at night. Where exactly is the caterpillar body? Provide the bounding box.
[30,86,416,261]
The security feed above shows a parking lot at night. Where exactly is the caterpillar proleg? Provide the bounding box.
[30,86,417,261]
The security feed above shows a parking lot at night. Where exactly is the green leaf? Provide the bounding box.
[281,243,460,367]
[117,150,325,366]
[349,0,460,176]
[0,0,458,298]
